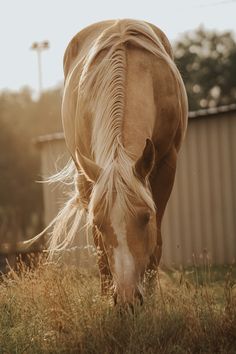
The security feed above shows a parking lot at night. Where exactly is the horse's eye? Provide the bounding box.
[140,212,151,225]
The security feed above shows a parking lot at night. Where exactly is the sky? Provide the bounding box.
[1,0,236,95]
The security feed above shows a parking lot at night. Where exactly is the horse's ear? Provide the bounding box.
[75,147,102,183]
[134,138,155,181]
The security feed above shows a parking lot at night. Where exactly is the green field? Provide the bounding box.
[0,260,235,353]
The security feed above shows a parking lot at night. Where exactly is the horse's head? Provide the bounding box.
[75,139,157,305]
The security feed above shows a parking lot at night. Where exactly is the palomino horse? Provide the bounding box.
[47,19,188,304]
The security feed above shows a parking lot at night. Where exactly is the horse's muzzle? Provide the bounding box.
[113,287,144,307]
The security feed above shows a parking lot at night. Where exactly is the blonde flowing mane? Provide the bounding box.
[72,20,179,222]
[27,20,182,254]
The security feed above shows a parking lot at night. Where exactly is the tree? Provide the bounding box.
[0,87,62,242]
[174,27,236,110]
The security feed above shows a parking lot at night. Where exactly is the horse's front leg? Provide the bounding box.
[147,148,177,273]
[75,173,113,295]
[92,227,113,296]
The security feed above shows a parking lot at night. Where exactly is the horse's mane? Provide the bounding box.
[73,20,178,223]
[30,20,181,255]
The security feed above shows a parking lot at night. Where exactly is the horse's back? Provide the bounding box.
[63,20,173,78]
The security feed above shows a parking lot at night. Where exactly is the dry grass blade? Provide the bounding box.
[0,262,235,353]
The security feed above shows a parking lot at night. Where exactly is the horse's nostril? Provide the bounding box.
[113,291,118,306]
[128,302,135,313]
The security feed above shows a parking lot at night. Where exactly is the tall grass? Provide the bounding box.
[0,260,235,353]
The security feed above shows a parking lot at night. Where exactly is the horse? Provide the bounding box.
[40,19,188,305]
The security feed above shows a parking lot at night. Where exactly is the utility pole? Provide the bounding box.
[30,41,49,96]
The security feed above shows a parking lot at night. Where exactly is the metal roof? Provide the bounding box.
[188,103,236,119]
[34,104,236,144]
[34,132,65,144]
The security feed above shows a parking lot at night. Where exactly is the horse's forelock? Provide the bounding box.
[87,149,156,226]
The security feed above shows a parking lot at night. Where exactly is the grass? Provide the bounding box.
[0,259,236,354]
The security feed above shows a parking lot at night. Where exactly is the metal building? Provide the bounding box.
[36,104,236,267]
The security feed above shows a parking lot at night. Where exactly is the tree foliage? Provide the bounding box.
[174,27,236,110]
[0,87,62,242]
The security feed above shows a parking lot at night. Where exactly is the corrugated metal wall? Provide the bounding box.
[162,111,236,266]
[38,111,236,267]
[40,138,69,226]
[39,137,97,270]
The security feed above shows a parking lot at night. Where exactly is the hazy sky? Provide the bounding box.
[1,0,236,94]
